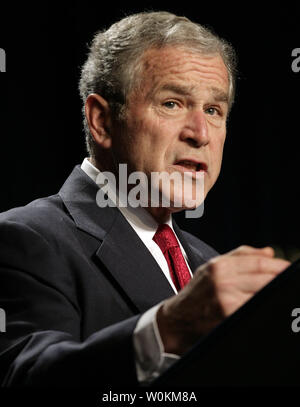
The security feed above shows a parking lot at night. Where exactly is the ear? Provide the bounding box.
[85,93,112,149]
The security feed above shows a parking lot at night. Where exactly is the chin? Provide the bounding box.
[167,191,205,210]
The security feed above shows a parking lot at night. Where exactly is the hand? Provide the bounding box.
[157,245,290,355]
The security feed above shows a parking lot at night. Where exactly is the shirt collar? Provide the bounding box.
[80,157,173,239]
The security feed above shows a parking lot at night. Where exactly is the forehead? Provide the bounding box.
[137,46,229,97]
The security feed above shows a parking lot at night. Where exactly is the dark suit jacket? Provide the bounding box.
[0,165,218,387]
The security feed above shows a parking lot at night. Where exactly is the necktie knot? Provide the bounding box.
[153,224,179,253]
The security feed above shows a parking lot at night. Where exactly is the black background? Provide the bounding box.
[1,1,300,254]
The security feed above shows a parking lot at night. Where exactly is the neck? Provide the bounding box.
[90,157,176,224]
[145,207,172,224]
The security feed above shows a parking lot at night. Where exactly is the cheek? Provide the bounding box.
[124,116,164,169]
[129,110,160,143]
[213,129,226,152]
[138,117,175,161]
[210,133,226,169]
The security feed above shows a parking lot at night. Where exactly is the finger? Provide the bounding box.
[234,271,282,294]
[228,255,291,276]
[260,246,275,257]
[227,245,275,258]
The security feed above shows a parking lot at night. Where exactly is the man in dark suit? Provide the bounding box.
[0,11,289,386]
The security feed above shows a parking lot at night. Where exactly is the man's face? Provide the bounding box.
[111,46,229,211]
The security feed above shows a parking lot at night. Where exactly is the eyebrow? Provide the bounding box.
[156,83,229,104]
[210,87,229,104]
[159,83,196,96]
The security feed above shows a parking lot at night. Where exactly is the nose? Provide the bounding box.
[180,109,209,147]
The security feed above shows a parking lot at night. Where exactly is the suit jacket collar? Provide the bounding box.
[172,222,207,273]
[58,165,206,313]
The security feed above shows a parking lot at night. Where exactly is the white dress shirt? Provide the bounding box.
[81,157,193,383]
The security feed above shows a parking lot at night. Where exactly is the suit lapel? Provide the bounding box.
[173,221,207,274]
[59,166,174,314]
[96,211,175,313]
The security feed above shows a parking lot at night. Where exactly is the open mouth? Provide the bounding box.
[173,160,207,172]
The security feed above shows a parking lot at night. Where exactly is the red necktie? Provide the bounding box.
[153,224,191,291]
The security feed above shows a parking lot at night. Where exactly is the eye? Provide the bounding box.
[205,107,220,116]
[163,100,179,109]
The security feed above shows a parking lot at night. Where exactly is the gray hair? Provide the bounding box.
[79,11,237,158]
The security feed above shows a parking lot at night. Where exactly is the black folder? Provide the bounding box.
[153,259,300,386]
